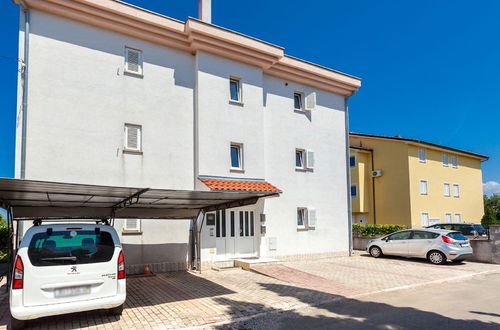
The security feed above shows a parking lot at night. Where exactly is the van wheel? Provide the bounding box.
[10,315,25,330]
[428,251,446,265]
[109,304,124,316]
[369,246,383,258]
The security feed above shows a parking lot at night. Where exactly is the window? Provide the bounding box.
[215,210,226,238]
[411,231,439,239]
[420,180,428,195]
[443,183,450,197]
[418,148,426,163]
[124,124,142,152]
[445,213,452,223]
[229,77,241,102]
[421,212,429,227]
[451,155,458,168]
[297,207,307,228]
[294,92,303,110]
[125,47,143,75]
[387,231,411,240]
[296,149,306,169]
[442,153,449,167]
[230,143,243,170]
[453,184,460,197]
[124,219,141,232]
[350,155,356,168]
[351,185,358,197]
[455,213,462,223]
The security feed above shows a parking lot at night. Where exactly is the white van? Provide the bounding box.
[10,223,126,329]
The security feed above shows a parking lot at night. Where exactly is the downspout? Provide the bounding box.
[344,96,353,257]
[370,149,377,224]
[19,0,29,180]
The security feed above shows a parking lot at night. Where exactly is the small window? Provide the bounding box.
[124,124,142,152]
[443,183,451,197]
[125,47,143,75]
[294,92,303,110]
[453,184,459,197]
[387,231,411,240]
[229,77,241,102]
[297,207,308,228]
[411,231,439,239]
[421,212,429,227]
[230,143,243,170]
[296,149,306,169]
[442,153,449,167]
[455,213,461,223]
[350,155,356,168]
[418,148,426,163]
[351,185,358,197]
[124,219,141,232]
[451,155,458,168]
[420,180,428,195]
[445,213,452,223]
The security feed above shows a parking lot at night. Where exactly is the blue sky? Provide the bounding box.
[1,0,499,212]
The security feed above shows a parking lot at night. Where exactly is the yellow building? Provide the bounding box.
[349,133,488,228]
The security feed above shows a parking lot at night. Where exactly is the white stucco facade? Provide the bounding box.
[15,5,357,271]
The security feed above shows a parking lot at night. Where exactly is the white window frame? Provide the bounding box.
[455,213,462,223]
[443,183,451,197]
[124,219,141,232]
[453,184,460,197]
[297,207,308,228]
[124,124,142,152]
[451,155,458,168]
[442,153,449,167]
[351,184,358,197]
[124,46,143,76]
[293,92,304,111]
[230,143,244,171]
[421,212,429,227]
[350,155,357,168]
[418,148,426,163]
[229,76,242,103]
[419,180,428,195]
[295,148,306,169]
[445,213,452,223]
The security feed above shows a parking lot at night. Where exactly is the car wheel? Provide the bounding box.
[369,246,383,258]
[109,304,124,316]
[10,315,25,330]
[428,251,446,265]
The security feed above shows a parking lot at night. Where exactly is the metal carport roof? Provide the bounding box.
[0,178,279,220]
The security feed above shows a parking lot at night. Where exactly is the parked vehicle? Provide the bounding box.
[10,223,126,329]
[426,223,487,237]
[367,229,472,265]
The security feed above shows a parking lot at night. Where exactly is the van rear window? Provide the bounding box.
[28,230,115,266]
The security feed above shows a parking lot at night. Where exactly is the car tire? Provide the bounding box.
[369,246,383,258]
[427,251,446,265]
[109,304,124,316]
[10,315,25,330]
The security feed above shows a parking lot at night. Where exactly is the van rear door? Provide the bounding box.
[22,225,119,307]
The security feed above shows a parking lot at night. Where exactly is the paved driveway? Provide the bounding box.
[0,254,498,329]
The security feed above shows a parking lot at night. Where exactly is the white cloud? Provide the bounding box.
[483,181,500,196]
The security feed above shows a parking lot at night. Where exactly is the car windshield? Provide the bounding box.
[447,232,468,241]
[28,230,115,266]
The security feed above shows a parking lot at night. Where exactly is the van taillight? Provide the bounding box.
[12,256,24,290]
[441,235,455,244]
[117,251,125,280]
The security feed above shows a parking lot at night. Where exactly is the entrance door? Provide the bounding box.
[236,210,256,257]
[214,209,256,260]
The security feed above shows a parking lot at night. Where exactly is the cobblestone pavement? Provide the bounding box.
[0,254,498,329]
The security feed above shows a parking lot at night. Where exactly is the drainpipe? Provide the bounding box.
[19,0,29,180]
[344,97,353,257]
[370,149,377,224]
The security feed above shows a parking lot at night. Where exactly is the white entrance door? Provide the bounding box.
[236,210,256,257]
[214,209,256,260]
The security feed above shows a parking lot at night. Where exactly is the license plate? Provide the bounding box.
[460,243,470,247]
[54,286,91,298]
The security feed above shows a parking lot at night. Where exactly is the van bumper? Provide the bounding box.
[10,281,126,320]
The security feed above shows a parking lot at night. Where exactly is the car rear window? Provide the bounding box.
[28,230,115,266]
[447,232,468,241]
[473,224,485,234]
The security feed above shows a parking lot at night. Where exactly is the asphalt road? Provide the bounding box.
[229,271,500,330]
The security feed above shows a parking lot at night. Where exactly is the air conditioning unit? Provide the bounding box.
[372,170,383,177]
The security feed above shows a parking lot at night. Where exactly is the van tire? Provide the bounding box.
[109,304,124,316]
[10,315,25,330]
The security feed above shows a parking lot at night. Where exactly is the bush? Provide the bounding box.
[353,223,407,238]
[0,216,9,263]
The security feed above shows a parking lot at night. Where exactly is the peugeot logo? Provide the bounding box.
[70,266,77,273]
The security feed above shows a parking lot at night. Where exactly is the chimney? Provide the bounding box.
[198,0,212,23]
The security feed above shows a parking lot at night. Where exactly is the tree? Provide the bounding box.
[482,194,500,229]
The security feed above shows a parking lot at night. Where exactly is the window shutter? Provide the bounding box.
[125,125,140,150]
[308,208,317,228]
[125,219,140,231]
[125,48,142,74]
[306,150,315,169]
[305,92,316,111]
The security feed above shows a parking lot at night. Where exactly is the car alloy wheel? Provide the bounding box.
[428,251,445,265]
[370,246,382,258]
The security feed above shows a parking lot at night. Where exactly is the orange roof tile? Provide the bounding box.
[200,178,281,193]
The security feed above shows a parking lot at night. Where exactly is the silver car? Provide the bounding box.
[366,229,473,265]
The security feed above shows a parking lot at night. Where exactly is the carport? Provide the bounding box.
[0,178,279,287]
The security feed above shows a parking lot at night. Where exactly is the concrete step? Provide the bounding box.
[234,257,279,271]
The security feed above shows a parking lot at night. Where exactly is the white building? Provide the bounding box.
[14,0,361,271]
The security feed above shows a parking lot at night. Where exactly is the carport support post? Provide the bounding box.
[6,206,14,292]
[195,210,205,273]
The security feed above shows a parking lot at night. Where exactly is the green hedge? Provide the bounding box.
[0,217,9,263]
[353,223,407,238]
